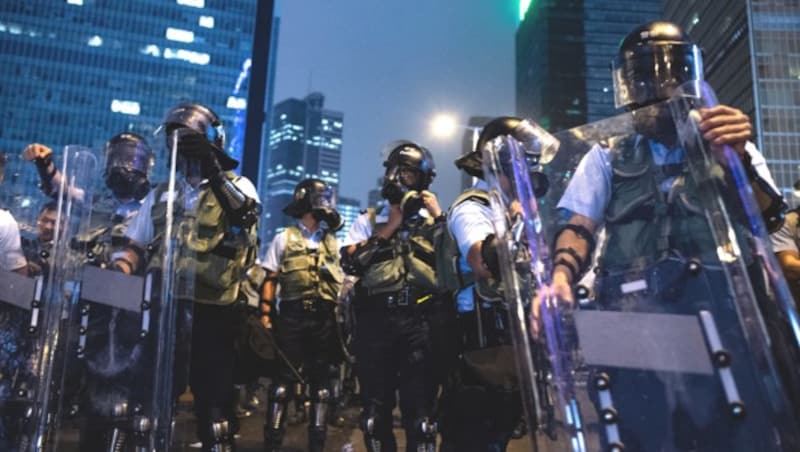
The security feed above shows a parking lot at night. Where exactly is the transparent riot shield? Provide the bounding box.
[0,146,97,451]
[160,127,261,450]
[486,81,800,451]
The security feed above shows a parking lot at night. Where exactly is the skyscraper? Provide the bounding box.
[263,92,343,243]
[0,0,264,221]
[336,196,362,241]
[664,0,800,201]
[367,177,385,210]
[515,0,659,130]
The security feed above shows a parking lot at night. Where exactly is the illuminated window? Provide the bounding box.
[164,48,210,65]
[166,27,194,43]
[226,96,247,109]
[110,100,141,116]
[87,35,103,47]
[140,44,160,57]
[199,16,215,28]
[177,0,204,8]
[67,0,83,5]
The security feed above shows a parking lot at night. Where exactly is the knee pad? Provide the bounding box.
[266,384,290,431]
[311,388,331,428]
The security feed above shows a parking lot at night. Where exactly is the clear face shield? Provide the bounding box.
[105,142,154,201]
[612,43,703,109]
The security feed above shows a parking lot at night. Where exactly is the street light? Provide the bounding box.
[429,113,484,189]
[429,112,482,152]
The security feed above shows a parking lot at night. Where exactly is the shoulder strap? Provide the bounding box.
[450,188,490,214]
[284,225,303,245]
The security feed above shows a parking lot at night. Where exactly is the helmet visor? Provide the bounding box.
[105,140,153,175]
[612,43,703,109]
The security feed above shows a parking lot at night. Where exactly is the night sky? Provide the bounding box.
[272,1,520,207]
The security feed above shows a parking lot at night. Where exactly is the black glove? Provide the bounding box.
[313,208,343,232]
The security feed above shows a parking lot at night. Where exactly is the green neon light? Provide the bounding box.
[520,0,532,21]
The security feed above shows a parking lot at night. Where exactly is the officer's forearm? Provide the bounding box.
[777,252,800,281]
[552,215,597,284]
[34,155,59,196]
[466,240,494,280]
[112,242,145,275]
[261,271,277,302]
[208,174,260,228]
[341,237,383,276]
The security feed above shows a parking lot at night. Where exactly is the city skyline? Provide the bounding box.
[0,0,262,223]
[271,1,519,207]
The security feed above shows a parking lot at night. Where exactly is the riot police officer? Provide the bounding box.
[114,102,261,451]
[547,21,794,451]
[260,178,344,452]
[341,141,445,452]
[437,118,529,452]
[22,133,155,450]
[24,132,153,256]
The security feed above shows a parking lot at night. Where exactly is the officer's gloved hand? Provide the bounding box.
[313,208,343,232]
[199,151,224,180]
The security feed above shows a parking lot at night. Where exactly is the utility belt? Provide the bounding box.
[279,298,335,315]
[354,285,436,311]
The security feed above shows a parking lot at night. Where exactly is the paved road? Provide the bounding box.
[170,398,533,452]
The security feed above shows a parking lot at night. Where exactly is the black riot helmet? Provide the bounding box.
[158,102,238,171]
[456,116,552,197]
[283,178,335,218]
[612,21,703,110]
[104,132,154,201]
[455,117,551,179]
[380,141,436,204]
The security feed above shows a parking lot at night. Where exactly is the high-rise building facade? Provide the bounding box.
[263,92,343,243]
[336,195,361,241]
[516,0,659,130]
[516,0,586,132]
[664,0,800,201]
[367,177,385,210]
[0,0,261,223]
[583,0,661,122]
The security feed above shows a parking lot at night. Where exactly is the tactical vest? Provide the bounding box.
[87,197,138,266]
[278,225,343,303]
[358,208,439,296]
[602,136,748,271]
[437,189,503,302]
[148,174,258,305]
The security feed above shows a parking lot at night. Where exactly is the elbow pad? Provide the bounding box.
[481,233,501,280]
[209,175,260,228]
[750,171,787,233]
[762,191,787,234]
